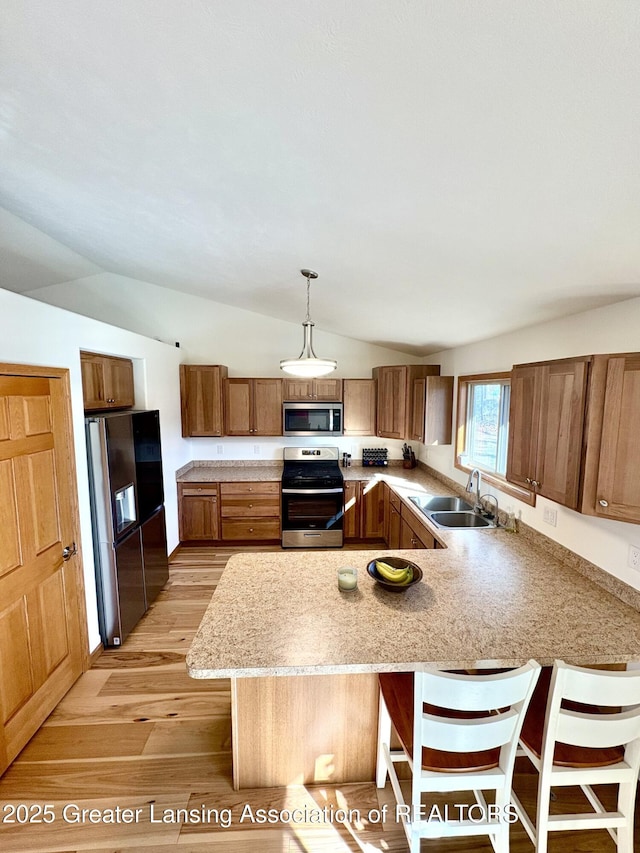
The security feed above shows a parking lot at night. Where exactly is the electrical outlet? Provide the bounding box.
[253,444,260,455]
[216,444,223,455]
[543,506,557,527]
[629,545,640,571]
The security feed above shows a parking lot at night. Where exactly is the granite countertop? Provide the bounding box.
[177,460,427,485]
[177,461,283,483]
[187,468,640,678]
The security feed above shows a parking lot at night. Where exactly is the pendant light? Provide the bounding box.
[279,269,337,378]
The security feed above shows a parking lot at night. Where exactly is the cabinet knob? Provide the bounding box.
[525,477,532,485]
[599,499,609,507]
[532,480,540,488]
[248,503,253,508]
[249,528,254,533]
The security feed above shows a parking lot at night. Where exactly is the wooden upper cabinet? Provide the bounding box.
[507,358,589,509]
[180,364,228,437]
[225,379,282,436]
[373,365,440,441]
[582,353,640,524]
[81,351,134,411]
[283,378,342,401]
[374,366,408,439]
[343,379,376,436]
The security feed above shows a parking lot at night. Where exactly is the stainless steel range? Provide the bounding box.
[281,447,344,548]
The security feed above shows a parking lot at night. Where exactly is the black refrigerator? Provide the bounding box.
[85,409,169,646]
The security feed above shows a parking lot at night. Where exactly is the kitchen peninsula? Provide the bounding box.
[187,470,640,790]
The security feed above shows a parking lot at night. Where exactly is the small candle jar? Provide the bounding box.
[337,566,358,592]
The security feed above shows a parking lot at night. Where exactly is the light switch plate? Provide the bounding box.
[543,506,557,527]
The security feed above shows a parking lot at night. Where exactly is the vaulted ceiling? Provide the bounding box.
[2,2,640,354]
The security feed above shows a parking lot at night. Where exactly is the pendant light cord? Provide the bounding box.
[305,278,311,323]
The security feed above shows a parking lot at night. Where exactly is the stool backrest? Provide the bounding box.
[415,660,540,756]
[544,661,640,753]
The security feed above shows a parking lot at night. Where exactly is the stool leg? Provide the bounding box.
[617,779,636,853]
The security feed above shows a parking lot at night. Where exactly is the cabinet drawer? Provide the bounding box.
[181,485,218,497]
[221,518,281,540]
[221,496,280,517]
[220,481,280,496]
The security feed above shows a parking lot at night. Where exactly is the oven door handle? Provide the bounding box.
[282,488,344,495]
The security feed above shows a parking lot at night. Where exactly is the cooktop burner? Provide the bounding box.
[281,447,344,490]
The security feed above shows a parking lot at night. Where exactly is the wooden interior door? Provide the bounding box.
[0,367,87,775]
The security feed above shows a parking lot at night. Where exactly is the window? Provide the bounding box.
[463,379,510,476]
[456,372,535,505]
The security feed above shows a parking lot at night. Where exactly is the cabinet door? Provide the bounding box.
[361,480,385,539]
[225,379,253,435]
[387,505,401,549]
[107,357,135,408]
[180,492,219,540]
[400,517,425,549]
[253,380,283,436]
[81,354,107,410]
[587,354,640,523]
[283,379,314,401]
[535,359,588,508]
[424,376,454,445]
[506,364,541,491]
[343,379,376,436]
[507,359,589,507]
[409,378,426,442]
[180,365,227,437]
[343,481,361,539]
[376,366,407,439]
[314,378,343,401]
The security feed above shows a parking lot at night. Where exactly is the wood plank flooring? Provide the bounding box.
[0,544,637,852]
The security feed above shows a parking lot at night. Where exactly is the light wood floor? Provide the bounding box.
[0,545,637,852]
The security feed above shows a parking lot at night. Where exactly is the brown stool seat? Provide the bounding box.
[520,666,624,767]
[378,672,500,772]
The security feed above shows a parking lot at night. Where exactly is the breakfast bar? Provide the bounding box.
[187,509,640,789]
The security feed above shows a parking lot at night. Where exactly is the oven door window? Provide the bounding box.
[282,493,343,531]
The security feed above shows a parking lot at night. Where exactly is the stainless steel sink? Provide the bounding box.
[409,495,474,513]
[408,495,495,529]
[428,511,493,529]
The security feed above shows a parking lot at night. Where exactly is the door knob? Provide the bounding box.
[62,542,77,561]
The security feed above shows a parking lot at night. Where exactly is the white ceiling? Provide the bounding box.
[1,1,640,355]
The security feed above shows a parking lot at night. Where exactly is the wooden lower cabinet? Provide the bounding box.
[179,484,219,541]
[343,481,361,539]
[220,482,280,541]
[343,479,385,541]
[179,480,281,542]
[399,503,436,549]
[384,484,402,549]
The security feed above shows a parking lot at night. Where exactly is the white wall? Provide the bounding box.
[26,273,417,377]
[0,287,187,652]
[423,296,640,591]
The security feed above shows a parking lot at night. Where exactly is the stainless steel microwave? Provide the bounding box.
[283,402,343,436]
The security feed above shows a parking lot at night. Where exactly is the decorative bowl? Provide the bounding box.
[366,557,422,592]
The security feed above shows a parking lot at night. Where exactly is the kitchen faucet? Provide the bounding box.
[466,468,482,512]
